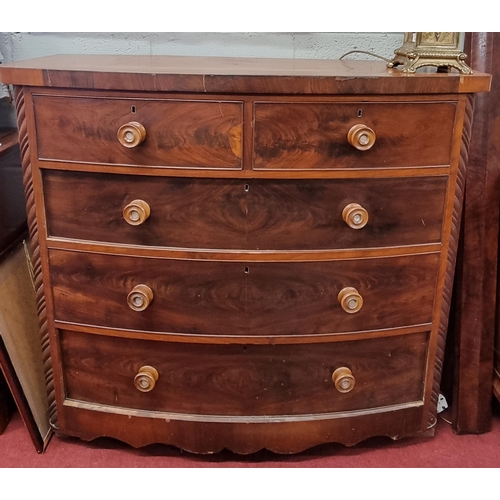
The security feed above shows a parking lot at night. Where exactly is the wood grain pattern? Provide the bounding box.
[42,170,448,251]
[429,94,473,430]
[450,32,500,434]
[60,329,427,417]
[33,94,243,169]
[7,55,488,453]
[59,401,425,453]
[0,55,491,94]
[15,87,57,428]
[36,159,452,179]
[46,239,443,263]
[494,349,500,401]
[253,101,456,169]
[48,249,440,337]
[53,323,432,346]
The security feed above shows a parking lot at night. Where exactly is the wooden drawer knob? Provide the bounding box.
[123,199,151,226]
[127,284,153,312]
[347,124,376,151]
[117,121,146,148]
[342,203,369,229]
[332,367,355,393]
[134,366,159,393]
[338,287,363,313]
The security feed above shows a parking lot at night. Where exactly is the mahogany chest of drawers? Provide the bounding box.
[0,55,490,453]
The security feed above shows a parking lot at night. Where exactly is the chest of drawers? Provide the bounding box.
[0,55,490,453]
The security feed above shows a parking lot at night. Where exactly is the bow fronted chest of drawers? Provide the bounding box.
[0,55,490,453]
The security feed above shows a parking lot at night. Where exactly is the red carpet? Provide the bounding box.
[1,406,500,467]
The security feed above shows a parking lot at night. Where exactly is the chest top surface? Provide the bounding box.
[0,54,491,94]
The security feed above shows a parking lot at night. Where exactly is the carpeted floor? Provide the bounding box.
[1,405,500,467]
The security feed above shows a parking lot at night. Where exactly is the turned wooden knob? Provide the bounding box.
[332,367,355,393]
[347,124,376,151]
[134,366,159,393]
[342,203,369,229]
[338,287,363,314]
[127,284,153,312]
[123,199,151,226]
[117,121,146,148]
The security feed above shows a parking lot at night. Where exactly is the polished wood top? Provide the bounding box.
[0,54,491,94]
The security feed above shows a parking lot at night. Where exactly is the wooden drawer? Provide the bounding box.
[49,249,439,336]
[253,101,456,170]
[32,94,243,169]
[43,170,447,250]
[60,330,427,417]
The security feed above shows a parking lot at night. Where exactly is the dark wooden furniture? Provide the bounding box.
[0,128,18,154]
[0,134,27,261]
[0,337,45,451]
[0,114,51,452]
[449,33,500,434]
[496,328,500,402]
[0,369,13,434]
[0,55,490,453]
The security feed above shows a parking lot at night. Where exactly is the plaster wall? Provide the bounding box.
[0,32,403,63]
[0,32,403,125]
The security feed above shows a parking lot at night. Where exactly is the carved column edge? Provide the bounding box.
[14,86,58,429]
[428,94,475,428]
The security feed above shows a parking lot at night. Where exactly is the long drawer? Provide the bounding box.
[49,249,439,336]
[32,93,456,172]
[43,170,447,250]
[32,94,243,169]
[253,101,457,169]
[60,329,428,417]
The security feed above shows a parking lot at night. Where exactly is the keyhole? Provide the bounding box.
[131,105,136,114]
[244,267,249,274]
[244,184,250,192]
[357,109,363,118]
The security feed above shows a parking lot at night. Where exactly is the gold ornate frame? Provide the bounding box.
[388,32,472,74]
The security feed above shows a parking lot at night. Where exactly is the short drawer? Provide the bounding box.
[253,101,456,169]
[60,330,427,417]
[43,170,447,250]
[32,93,243,169]
[49,250,439,336]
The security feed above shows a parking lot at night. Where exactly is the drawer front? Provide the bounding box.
[253,101,456,169]
[33,94,243,169]
[60,330,427,416]
[49,250,439,336]
[43,170,447,250]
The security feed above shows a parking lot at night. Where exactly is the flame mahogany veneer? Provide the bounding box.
[0,55,490,453]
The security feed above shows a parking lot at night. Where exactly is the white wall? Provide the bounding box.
[0,32,403,63]
[0,32,403,126]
